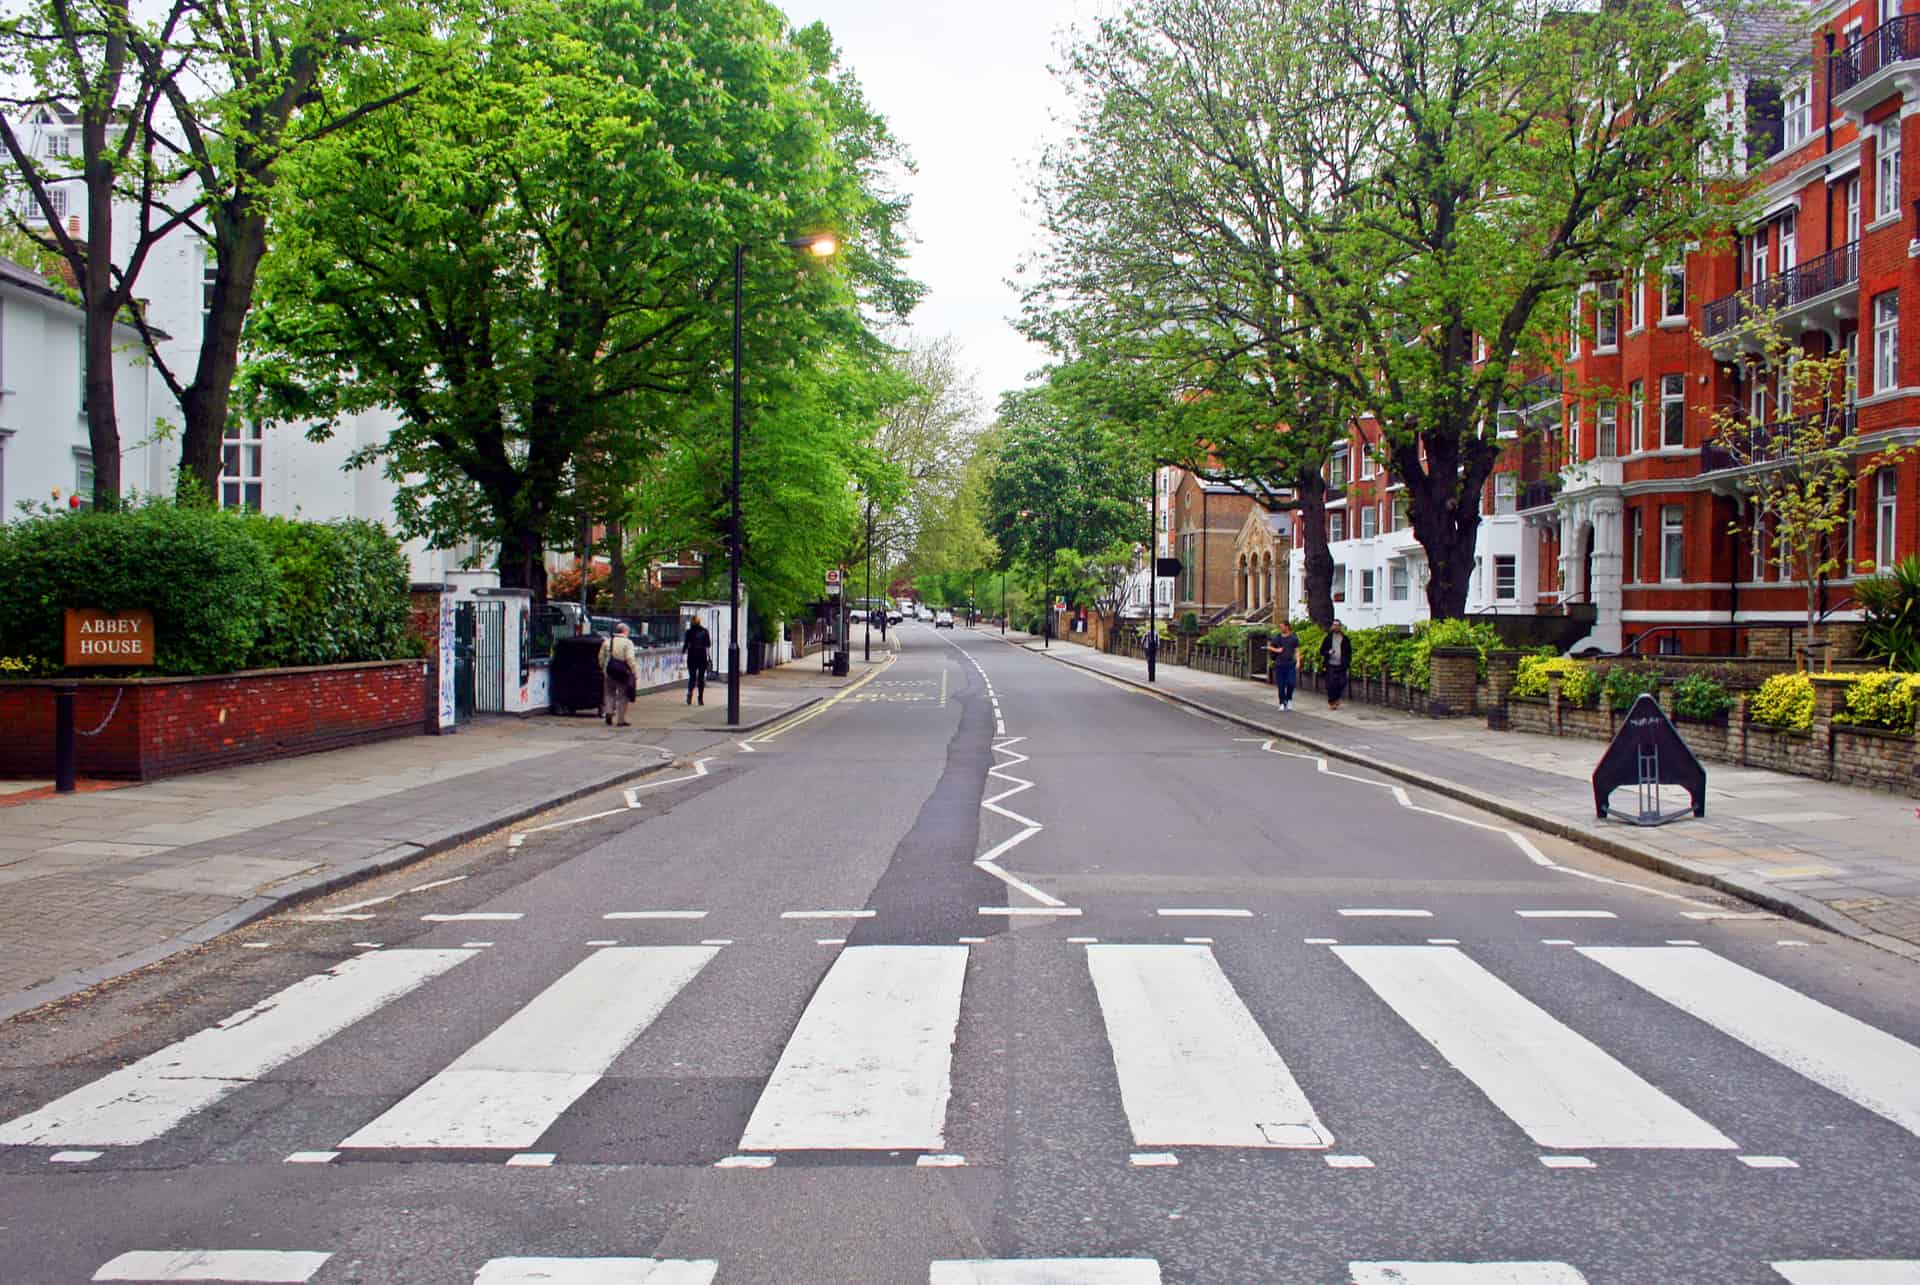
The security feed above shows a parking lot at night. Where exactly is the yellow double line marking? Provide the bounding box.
[747,653,897,743]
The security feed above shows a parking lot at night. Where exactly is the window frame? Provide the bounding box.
[1595,282,1620,349]
[1493,554,1518,601]
[1597,398,1619,458]
[1627,277,1646,332]
[1877,467,1899,567]
[1661,504,1686,583]
[1360,503,1378,539]
[1660,374,1686,447]
[1661,265,1686,319]
[1875,291,1900,394]
[1628,380,1645,451]
[1389,561,1410,601]
[220,421,265,512]
[1328,509,1346,544]
[1878,119,1903,221]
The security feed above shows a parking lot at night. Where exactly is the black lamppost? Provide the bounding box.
[728,231,838,725]
[863,496,874,663]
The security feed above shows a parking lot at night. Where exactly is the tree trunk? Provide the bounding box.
[1406,429,1497,621]
[1294,471,1335,627]
[608,519,628,610]
[499,526,548,601]
[178,214,269,499]
[82,67,123,511]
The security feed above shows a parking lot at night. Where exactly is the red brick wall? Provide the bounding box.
[0,661,428,780]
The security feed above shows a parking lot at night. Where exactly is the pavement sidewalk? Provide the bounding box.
[0,658,882,1021]
[1004,632,1920,960]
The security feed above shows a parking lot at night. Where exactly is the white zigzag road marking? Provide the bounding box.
[1254,740,1714,907]
[507,758,713,849]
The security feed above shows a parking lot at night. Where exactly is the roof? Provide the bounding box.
[0,256,167,339]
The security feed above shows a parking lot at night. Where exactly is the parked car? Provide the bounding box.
[935,609,954,629]
[849,607,868,623]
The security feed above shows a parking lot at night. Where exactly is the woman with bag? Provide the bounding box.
[599,623,639,727]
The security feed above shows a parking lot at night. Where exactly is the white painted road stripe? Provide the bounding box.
[422,913,524,922]
[1349,1263,1589,1283]
[739,945,967,1151]
[780,910,876,920]
[1333,946,1734,1150]
[340,946,717,1149]
[0,949,472,1147]
[1771,1263,1920,1284]
[473,1259,719,1284]
[1582,946,1920,1140]
[930,1260,1163,1283]
[1339,909,1433,918]
[1155,908,1253,918]
[1086,944,1332,1148]
[1515,911,1617,920]
[93,1250,331,1282]
[604,911,708,920]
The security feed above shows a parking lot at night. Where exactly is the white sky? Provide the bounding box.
[779,0,1106,422]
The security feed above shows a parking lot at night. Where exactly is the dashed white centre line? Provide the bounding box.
[979,906,1082,916]
[781,910,876,920]
[1517,910,1617,920]
[1156,908,1253,919]
[422,912,523,923]
[1338,909,1433,919]
[1540,1155,1596,1169]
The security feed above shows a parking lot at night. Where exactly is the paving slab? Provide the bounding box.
[1014,634,1920,959]
[0,655,885,1021]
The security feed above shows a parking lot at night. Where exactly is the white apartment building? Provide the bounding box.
[3,105,470,581]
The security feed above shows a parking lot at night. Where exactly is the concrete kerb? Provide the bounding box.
[0,697,829,1026]
[1027,645,1920,962]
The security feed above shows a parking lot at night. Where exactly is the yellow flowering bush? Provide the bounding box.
[1511,655,1597,707]
[1750,673,1815,731]
[1835,671,1920,733]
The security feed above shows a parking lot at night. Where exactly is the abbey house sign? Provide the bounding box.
[63,608,155,667]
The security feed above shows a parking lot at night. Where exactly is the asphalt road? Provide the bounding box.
[2,624,1918,1284]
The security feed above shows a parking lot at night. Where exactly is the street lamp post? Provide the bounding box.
[863,497,874,663]
[727,232,837,726]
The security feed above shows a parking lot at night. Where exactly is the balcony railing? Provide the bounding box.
[1519,478,1561,510]
[1700,408,1858,473]
[1700,240,1859,340]
[1831,14,1920,96]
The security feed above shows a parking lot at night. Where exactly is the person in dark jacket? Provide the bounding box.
[683,619,712,706]
[1319,619,1351,709]
[1266,620,1299,710]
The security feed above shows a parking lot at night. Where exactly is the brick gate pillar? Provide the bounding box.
[1428,647,1479,718]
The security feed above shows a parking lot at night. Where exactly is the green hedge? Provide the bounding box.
[244,517,414,669]
[1292,617,1502,688]
[0,504,415,677]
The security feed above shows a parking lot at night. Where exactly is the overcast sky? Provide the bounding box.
[779,0,1106,424]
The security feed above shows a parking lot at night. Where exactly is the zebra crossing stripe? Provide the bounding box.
[929,1260,1163,1284]
[471,1259,719,1284]
[1333,945,1735,1150]
[1348,1264,1589,1284]
[0,949,474,1148]
[341,946,717,1150]
[92,1250,331,1281]
[739,945,967,1151]
[1583,946,1920,1141]
[1770,1264,1920,1283]
[1086,944,1332,1149]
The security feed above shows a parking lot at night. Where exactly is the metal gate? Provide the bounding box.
[453,605,477,722]
[472,599,507,712]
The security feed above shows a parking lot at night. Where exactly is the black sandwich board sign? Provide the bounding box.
[1592,692,1706,825]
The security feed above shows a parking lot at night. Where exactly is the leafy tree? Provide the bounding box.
[0,0,433,506]
[984,379,1146,571]
[248,0,917,598]
[1037,0,1753,619]
[1709,315,1914,658]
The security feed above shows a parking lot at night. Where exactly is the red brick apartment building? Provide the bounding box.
[1535,0,1920,655]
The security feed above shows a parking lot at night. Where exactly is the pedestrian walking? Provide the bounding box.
[1266,620,1299,710]
[1320,618,1351,709]
[598,623,638,727]
[682,617,712,706]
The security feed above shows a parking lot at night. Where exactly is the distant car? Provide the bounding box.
[887,609,903,625]
[935,609,954,629]
[849,608,868,623]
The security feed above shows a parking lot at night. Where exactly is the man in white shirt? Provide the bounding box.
[599,623,638,727]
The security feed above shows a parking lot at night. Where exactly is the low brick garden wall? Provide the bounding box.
[1490,659,1918,796]
[0,660,429,780]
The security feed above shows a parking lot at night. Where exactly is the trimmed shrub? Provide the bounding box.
[1512,655,1597,706]
[1602,666,1661,711]
[1197,622,1250,648]
[1671,673,1734,723]
[0,504,273,675]
[243,517,414,669]
[1834,671,1920,733]
[1750,673,1815,731]
[1294,621,1326,673]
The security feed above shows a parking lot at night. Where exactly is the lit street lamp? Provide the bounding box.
[728,231,838,726]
